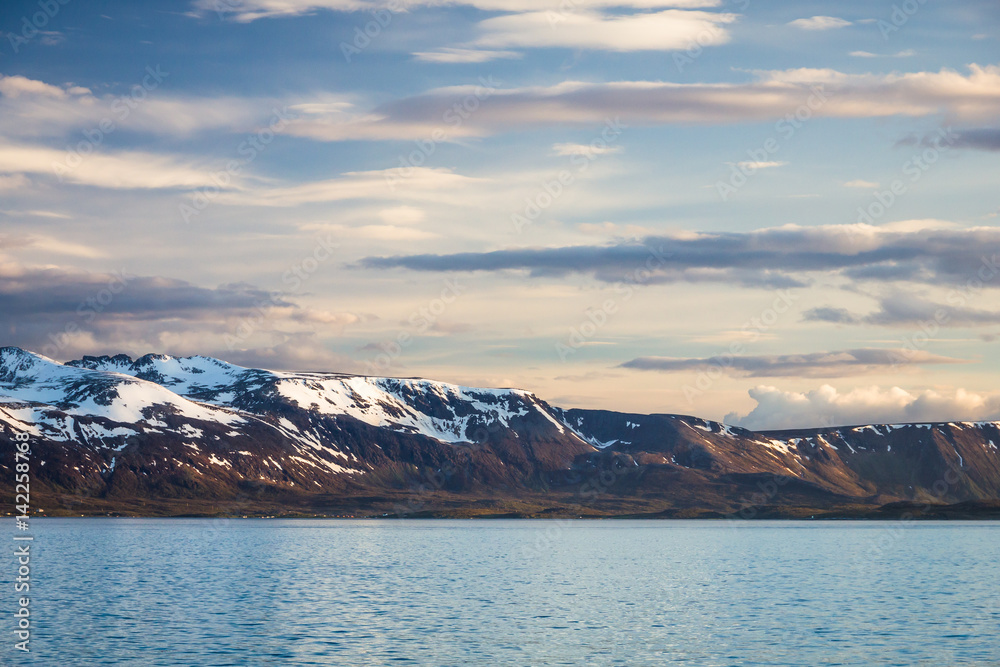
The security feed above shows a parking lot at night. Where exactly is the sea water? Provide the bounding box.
[6,519,999,665]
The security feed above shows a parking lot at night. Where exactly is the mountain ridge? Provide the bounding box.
[2,347,998,518]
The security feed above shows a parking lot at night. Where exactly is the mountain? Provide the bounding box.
[2,347,999,518]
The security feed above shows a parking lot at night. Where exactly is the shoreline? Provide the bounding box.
[9,499,1000,521]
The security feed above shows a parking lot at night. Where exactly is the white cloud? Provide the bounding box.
[727,384,1000,430]
[0,174,31,191]
[0,143,217,190]
[552,142,625,157]
[195,0,725,22]
[472,9,735,52]
[197,0,737,53]
[216,167,485,207]
[413,48,522,63]
[788,16,851,30]
[0,209,70,219]
[735,160,786,170]
[0,75,83,98]
[877,218,956,232]
[0,74,282,139]
[23,235,107,259]
[850,49,915,58]
[844,179,879,188]
[378,205,426,225]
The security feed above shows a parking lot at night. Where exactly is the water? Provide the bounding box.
[5,519,999,666]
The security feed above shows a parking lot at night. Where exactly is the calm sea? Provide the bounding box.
[5,519,999,666]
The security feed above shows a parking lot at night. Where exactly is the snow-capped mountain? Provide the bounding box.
[67,351,572,445]
[0,347,593,509]
[2,347,999,517]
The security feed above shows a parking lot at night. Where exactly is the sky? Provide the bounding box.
[0,0,999,429]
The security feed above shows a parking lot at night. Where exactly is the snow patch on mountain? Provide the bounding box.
[273,375,539,444]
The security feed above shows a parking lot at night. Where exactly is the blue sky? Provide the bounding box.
[1,0,999,428]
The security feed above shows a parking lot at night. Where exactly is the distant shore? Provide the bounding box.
[12,497,1000,520]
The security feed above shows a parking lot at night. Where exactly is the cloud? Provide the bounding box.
[0,260,360,361]
[471,9,734,52]
[0,210,70,219]
[413,48,522,63]
[788,16,851,30]
[552,142,625,157]
[195,0,726,22]
[0,75,79,99]
[307,223,438,240]
[620,348,965,378]
[734,160,786,170]
[216,167,484,207]
[17,235,106,259]
[942,127,1000,151]
[844,179,879,188]
[0,174,31,191]
[284,64,1000,141]
[896,127,1000,152]
[378,205,426,225]
[804,292,1000,328]
[0,143,217,190]
[37,30,66,47]
[360,223,1000,291]
[216,333,360,372]
[726,384,1000,430]
[0,74,274,140]
[849,49,915,58]
[0,263,290,321]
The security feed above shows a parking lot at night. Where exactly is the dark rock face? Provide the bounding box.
[2,347,999,516]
